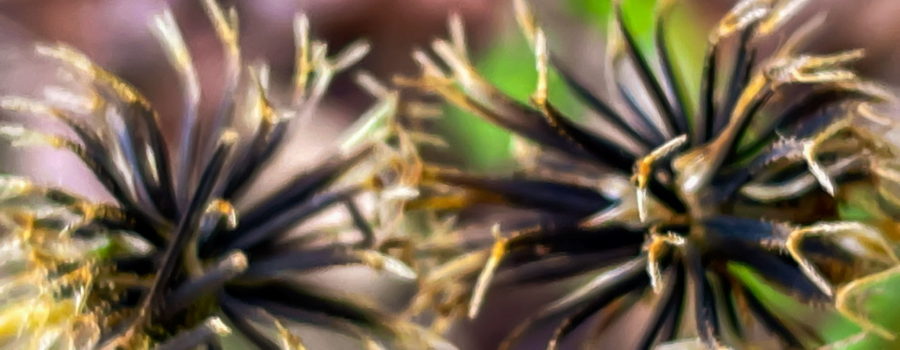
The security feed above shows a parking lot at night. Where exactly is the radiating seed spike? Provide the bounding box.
[154,317,230,350]
[448,13,468,58]
[857,103,895,126]
[532,30,549,106]
[355,71,389,98]
[356,250,418,280]
[758,0,810,35]
[151,8,201,208]
[151,8,200,105]
[802,140,835,196]
[646,232,684,294]
[615,3,683,136]
[647,239,666,294]
[740,154,863,202]
[205,199,238,229]
[200,0,239,65]
[330,40,371,72]
[411,50,449,81]
[785,225,846,298]
[513,0,537,45]
[712,0,770,42]
[431,39,477,89]
[293,13,312,103]
[37,44,150,105]
[634,135,687,222]
[340,91,398,153]
[163,251,247,316]
[467,224,507,319]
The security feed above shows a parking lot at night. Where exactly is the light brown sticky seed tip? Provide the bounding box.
[205,317,231,335]
[220,129,239,145]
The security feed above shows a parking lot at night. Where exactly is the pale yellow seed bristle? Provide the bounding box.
[205,317,231,336]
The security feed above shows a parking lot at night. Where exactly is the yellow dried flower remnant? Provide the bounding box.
[0,176,108,349]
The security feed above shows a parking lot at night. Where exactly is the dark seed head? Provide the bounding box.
[404,0,900,348]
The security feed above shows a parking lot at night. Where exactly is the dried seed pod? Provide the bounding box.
[0,2,445,349]
[403,0,900,348]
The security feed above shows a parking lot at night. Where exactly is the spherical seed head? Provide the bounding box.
[405,0,900,348]
[0,1,438,349]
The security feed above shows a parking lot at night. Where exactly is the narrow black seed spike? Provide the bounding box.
[614,4,681,136]
[494,251,637,286]
[219,295,282,350]
[114,256,158,276]
[726,89,775,158]
[499,256,648,350]
[116,101,179,219]
[139,109,179,219]
[655,15,692,143]
[684,243,721,348]
[125,111,176,218]
[43,134,170,242]
[737,283,807,348]
[227,280,395,335]
[242,246,362,278]
[153,317,229,350]
[720,277,745,340]
[726,245,831,303]
[221,78,288,200]
[616,80,667,146]
[662,268,686,343]
[551,57,653,148]
[647,178,687,213]
[539,101,638,172]
[205,338,223,350]
[176,89,200,218]
[701,271,722,340]
[226,187,362,252]
[162,251,248,317]
[108,111,161,217]
[703,216,786,248]
[546,301,602,350]
[91,74,178,218]
[40,109,139,201]
[236,146,374,232]
[702,82,775,182]
[715,26,757,135]
[194,74,240,197]
[431,171,613,216]
[345,199,375,248]
[714,146,808,202]
[505,226,644,256]
[636,264,684,350]
[738,88,877,159]
[699,44,719,142]
[221,120,287,200]
[581,293,643,349]
[136,132,237,323]
[452,91,599,161]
